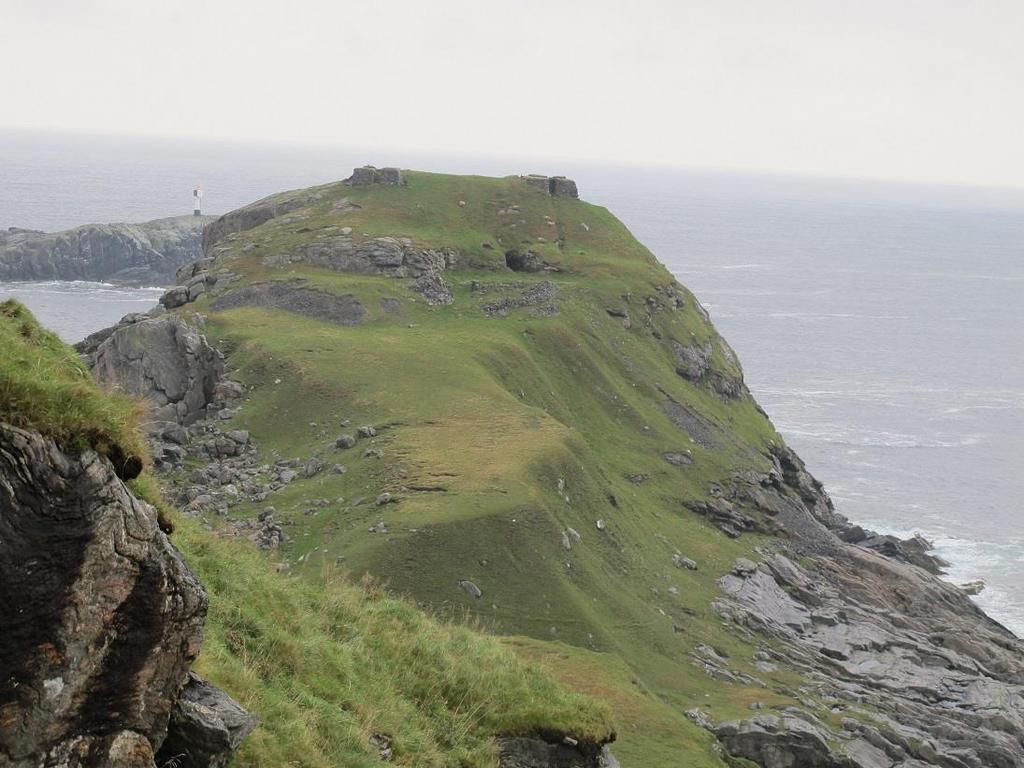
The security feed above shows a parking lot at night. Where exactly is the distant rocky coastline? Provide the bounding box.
[0,215,213,286]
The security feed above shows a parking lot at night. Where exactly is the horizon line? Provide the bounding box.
[3,123,1024,199]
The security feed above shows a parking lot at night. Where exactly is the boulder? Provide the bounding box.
[155,673,258,768]
[505,249,545,273]
[77,313,223,431]
[458,580,482,598]
[160,285,191,309]
[663,451,693,467]
[714,715,838,768]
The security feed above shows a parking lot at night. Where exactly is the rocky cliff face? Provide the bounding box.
[0,422,254,767]
[0,215,213,286]
[77,311,224,435]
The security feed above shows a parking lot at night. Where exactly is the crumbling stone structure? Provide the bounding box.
[522,174,579,198]
[345,166,406,186]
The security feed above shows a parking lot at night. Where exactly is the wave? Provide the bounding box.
[778,425,985,449]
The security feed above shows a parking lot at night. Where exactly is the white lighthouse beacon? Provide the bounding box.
[192,185,203,217]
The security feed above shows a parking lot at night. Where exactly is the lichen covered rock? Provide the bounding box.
[0,423,207,767]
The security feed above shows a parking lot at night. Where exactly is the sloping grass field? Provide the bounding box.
[167,171,810,765]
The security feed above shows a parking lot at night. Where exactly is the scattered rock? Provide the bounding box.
[458,580,482,598]
[482,281,559,317]
[960,579,986,595]
[673,554,698,570]
[410,273,454,305]
[156,672,258,768]
[663,451,693,467]
[336,434,357,449]
[369,732,394,761]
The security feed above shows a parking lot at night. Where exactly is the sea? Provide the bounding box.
[2,130,1022,633]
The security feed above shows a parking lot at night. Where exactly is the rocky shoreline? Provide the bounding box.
[0,215,212,286]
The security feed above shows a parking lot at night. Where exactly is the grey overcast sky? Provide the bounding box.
[2,0,1022,188]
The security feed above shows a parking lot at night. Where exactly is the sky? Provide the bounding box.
[2,0,1023,188]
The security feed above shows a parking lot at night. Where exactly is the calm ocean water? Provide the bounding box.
[2,130,1022,633]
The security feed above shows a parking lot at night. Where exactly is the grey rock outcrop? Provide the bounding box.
[0,423,216,767]
[201,188,327,255]
[77,313,223,432]
[293,235,457,278]
[155,673,258,768]
[497,736,617,768]
[0,215,213,286]
[505,249,548,273]
[210,280,366,326]
[710,547,1024,766]
[692,455,1024,766]
[670,339,746,399]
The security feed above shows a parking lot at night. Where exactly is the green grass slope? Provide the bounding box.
[0,299,147,470]
[0,300,613,767]
[173,171,811,765]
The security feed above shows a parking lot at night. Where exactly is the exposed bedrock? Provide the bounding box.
[670,337,747,399]
[0,216,212,286]
[201,190,325,255]
[289,234,457,278]
[0,423,227,766]
[671,432,1024,765]
[709,546,1024,767]
[497,735,619,768]
[77,312,223,433]
[210,279,367,325]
